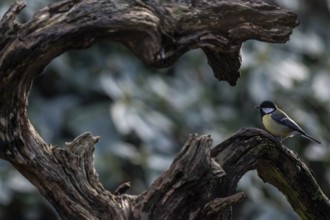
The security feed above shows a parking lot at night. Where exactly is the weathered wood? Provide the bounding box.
[1,1,327,220]
[0,0,298,87]
[211,128,330,220]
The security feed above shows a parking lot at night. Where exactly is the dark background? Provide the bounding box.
[0,0,329,219]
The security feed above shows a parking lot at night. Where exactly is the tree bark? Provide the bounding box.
[211,128,330,220]
[1,0,328,220]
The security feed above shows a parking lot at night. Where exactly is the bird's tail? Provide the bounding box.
[301,133,321,144]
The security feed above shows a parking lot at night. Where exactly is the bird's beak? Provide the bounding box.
[255,106,260,109]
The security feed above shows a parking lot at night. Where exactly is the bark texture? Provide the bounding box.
[1,0,328,220]
[211,128,330,220]
[0,0,298,86]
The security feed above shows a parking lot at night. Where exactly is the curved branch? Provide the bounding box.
[2,1,325,220]
[211,128,330,220]
[0,0,298,87]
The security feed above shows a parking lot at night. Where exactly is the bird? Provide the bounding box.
[256,100,321,144]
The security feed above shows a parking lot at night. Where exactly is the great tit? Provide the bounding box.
[256,100,321,144]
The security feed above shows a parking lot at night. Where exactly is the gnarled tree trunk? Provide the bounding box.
[0,0,329,219]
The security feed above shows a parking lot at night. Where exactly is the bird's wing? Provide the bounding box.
[271,110,305,134]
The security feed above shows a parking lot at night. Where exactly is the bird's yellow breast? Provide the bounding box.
[262,114,293,137]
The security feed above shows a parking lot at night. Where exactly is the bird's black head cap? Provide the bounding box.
[256,100,277,116]
[259,100,276,109]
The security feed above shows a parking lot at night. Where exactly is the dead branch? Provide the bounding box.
[1,1,325,220]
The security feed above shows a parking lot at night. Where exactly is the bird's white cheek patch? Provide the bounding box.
[262,108,275,114]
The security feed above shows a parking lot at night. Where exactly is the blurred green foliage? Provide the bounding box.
[0,0,329,219]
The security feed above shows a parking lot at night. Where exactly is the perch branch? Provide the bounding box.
[211,128,330,220]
